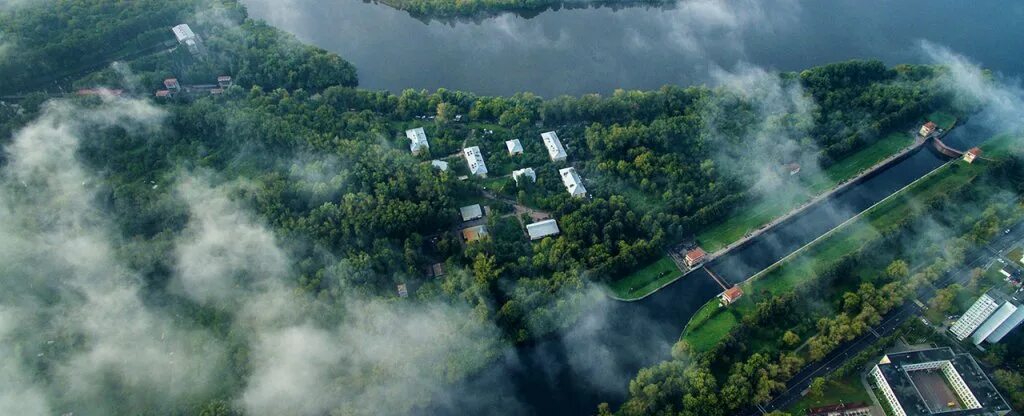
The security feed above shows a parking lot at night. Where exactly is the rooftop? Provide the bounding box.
[459,204,483,222]
[559,167,586,197]
[542,131,567,161]
[464,146,488,176]
[506,139,523,155]
[462,225,488,241]
[685,247,707,262]
[526,219,560,240]
[875,348,1010,416]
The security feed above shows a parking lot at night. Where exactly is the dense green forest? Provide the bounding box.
[0,1,1002,415]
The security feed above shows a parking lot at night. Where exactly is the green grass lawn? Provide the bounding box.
[928,111,958,130]
[1009,247,1024,267]
[607,256,682,299]
[784,373,873,415]
[695,132,913,252]
[682,306,739,352]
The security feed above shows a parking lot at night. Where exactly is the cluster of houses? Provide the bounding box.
[406,128,587,199]
[406,128,584,245]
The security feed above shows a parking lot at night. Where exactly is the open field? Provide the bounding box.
[928,111,958,130]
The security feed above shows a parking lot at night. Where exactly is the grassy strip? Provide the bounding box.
[928,111,957,130]
[696,132,913,252]
[682,157,986,352]
[607,256,681,299]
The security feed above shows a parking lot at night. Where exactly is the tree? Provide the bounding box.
[782,330,800,347]
[885,259,909,279]
[808,377,826,399]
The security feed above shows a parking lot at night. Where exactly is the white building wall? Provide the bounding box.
[541,131,567,162]
[951,294,1000,341]
[871,366,908,416]
[941,361,982,409]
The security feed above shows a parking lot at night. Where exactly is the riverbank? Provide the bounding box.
[681,134,1010,352]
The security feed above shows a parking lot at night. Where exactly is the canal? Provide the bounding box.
[238,0,1018,414]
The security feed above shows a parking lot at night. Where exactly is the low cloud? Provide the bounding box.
[0,97,226,415]
[920,41,1024,134]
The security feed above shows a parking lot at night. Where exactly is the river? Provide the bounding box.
[239,0,1016,414]
[242,0,1023,97]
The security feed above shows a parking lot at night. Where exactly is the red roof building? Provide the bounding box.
[719,286,744,306]
[155,90,171,98]
[963,147,982,163]
[684,247,707,268]
[163,78,180,91]
[919,121,937,137]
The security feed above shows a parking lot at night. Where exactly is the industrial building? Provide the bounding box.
[171,23,203,55]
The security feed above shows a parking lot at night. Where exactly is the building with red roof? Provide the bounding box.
[719,286,743,306]
[684,247,707,268]
[963,147,982,164]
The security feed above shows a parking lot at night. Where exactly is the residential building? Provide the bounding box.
[171,24,202,55]
[951,289,1024,344]
[217,75,233,88]
[559,167,586,198]
[512,167,536,185]
[919,121,937,137]
[541,131,568,162]
[462,225,488,242]
[870,348,1010,416]
[506,139,524,155]
[424,263,446,278]
[464,146,488,177]
[164,78,181,92]
[459,204,483,222]
[719,286,743,306]
[684,247,707,268]
[397,284,408,298]
[155,90,172,98]
[430,160,449,171]
[963,147,981,164]
[406,127,429,154]
[526,219,560,240]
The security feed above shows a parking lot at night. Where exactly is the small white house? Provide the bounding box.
[406,127,429,154]
[460,204,484,222]
[512,168,536,185]
[527,219,560,240]
[464,146,488,177]
[506,139,524,156]
[430,160,449,171]
[559,167,586,198]
[542,131,567,162]
[171,24,202,55]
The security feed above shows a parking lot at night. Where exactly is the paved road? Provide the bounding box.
[740,220,1024,415]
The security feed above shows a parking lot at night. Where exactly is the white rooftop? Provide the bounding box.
[171,24,197,42]
[463,146,488,177]
[512,168,536,184]
[506,139,524,155]
[559,167,586,198]
[541,131,567,162]
[527,219,560,240]
[406,127,429,153]
[460,204,483,222]
[430,160,449,171]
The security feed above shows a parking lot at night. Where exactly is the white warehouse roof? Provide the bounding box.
[172,24,197,42]
[460,204,483,222]
[406,127,429,153]
[527,219,560,240]
[559,167,586,198]
[506,139,523,155]
[463,146,488,177]
[541,131,567,162]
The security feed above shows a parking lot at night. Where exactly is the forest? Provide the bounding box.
[376,0,672,19]
[0,1,1002,415]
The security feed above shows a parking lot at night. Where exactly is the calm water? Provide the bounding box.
[243,0,1024,96]
[239,1,1015,413]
